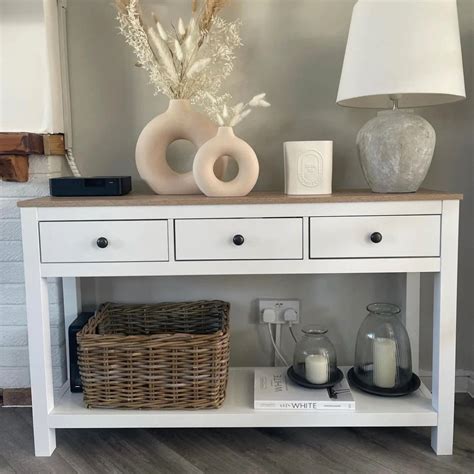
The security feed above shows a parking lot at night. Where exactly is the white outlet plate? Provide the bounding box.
[259,299,300,324]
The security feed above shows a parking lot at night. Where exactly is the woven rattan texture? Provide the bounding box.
[77,301,230,409]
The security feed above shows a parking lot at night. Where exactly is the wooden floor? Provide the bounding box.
[0,395,473,474]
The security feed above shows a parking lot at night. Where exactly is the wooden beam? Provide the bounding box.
[0,388,32,407]
[0,132,44,155]
[43,134,65,156]
[0,133,65,181]
[0,155,29,182]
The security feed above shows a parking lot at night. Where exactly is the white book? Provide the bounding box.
[254,367,355,411]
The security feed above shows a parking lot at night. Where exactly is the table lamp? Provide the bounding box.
[337,0,465,193]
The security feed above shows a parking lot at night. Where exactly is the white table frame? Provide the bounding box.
[19,196,460,456]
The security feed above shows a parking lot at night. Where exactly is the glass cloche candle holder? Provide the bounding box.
[292,325,339,385]
[351,303,419,395]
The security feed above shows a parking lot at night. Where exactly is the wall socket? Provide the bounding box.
[259,299,300,324]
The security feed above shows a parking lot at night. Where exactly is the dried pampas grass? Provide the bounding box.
[115,0,270,127]
[115,0,129,14]
[199,0,231,32]
[115,0,239,100]
[205,93,271,128]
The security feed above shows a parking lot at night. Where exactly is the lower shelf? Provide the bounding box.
[49,367,437,429]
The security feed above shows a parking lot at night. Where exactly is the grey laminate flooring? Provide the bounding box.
[0,395,473,474]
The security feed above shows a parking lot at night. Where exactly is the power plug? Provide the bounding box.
[259,299,300,325]
[262,308,277,323]
[283,308,298,322]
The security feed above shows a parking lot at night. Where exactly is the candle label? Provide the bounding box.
[298,150,323,187]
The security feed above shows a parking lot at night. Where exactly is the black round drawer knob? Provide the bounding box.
[370,232,383,244]
[96,237,109,249]
[233,234,245,246]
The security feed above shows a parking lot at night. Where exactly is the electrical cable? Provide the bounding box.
[288,323,298,343]
[267,323,289,366]
[65,148,82,177]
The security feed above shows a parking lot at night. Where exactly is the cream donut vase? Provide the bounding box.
[193,127,259,197]
[135,99,221,194]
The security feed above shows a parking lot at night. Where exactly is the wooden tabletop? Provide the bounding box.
[17,189,463,208]
[18,189,463,207]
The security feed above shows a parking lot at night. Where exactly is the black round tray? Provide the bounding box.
[347,367,421,397]
[287,366,344,389]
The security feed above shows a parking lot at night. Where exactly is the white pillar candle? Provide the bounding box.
[305,354,329,384]
[373,337,397,388]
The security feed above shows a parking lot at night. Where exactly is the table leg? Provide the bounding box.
[62,277,82,383]
[21,209,56,456]
[431,200,459,455]
[405,273,420,375]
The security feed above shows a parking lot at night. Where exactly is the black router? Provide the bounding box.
[49,176,132,197]
[69,312,95,392]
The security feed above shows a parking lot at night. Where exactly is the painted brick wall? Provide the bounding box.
[0,156,67,389]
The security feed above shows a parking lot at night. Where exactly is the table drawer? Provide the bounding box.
[175,218,303,261]
[40,220,168,263]
[309,215,440,258]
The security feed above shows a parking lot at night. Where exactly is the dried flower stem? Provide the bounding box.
[115,0,240,101]
[205,93,271,127]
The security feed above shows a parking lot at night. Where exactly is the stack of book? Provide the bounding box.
[254,367,355,411]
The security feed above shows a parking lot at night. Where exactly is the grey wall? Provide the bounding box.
[67,1,473,371]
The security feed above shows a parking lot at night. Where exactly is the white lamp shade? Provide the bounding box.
[337,0,466,108]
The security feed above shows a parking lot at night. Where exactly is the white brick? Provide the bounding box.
[0,326,28,345]
[0,156,69,390]
[0,262,24,283]
[0,241,23,261]
[0,325,64,346]
[0,344,66,367]
[55,363,67,387]
[53,324,66,346]
[0,305,27,325]
[0,284,25,304]
[0,304,63,326]
[29,155,65,175]
[0,366,66,389]
[0,175,50,198]
[0,219,21,241]
[0,198,21,219]
[49,303,63,325]
[0,367,30,388]
[0,282,64,305]
[47,278,63,304]
[28,155,51,175]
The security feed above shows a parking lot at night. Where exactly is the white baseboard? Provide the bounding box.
[419,369,474,397]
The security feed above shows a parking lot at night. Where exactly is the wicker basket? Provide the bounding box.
[77,301,230,409]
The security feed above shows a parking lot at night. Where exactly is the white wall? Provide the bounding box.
[67,0,473,373]
[81,274,405,367]
[1,1,470,387]
[0,0,64,133]
[66,0,473,373]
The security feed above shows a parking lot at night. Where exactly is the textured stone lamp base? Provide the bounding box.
[356,110,436,193]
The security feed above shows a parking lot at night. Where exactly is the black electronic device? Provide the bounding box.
[49,176,132,197]
[69,312,94,393]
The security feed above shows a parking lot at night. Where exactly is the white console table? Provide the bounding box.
[18,190,462,456]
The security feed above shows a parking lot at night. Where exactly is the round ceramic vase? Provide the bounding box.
[193,127,259,197]
[135,99,220,195]
[356,110,436,193]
